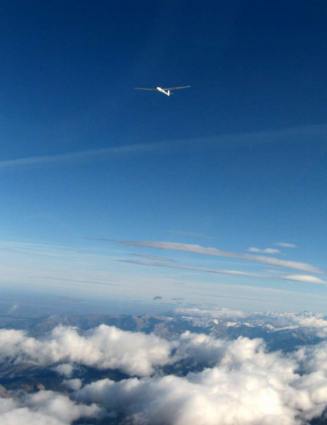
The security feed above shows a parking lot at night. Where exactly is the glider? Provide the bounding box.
[135,85,190,97]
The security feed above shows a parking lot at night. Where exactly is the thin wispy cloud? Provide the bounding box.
[120,255,326,286]
[121,241,321,274]
[247,247,280,255]
[1,124,326,171]
[283,274,326,285]
[0,143,166,170]
[36,275,117,288]
[276,242,297,249]
[119,257,263,279]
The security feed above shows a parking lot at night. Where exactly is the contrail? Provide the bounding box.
[0,142,165,170]
[1,123,325,170]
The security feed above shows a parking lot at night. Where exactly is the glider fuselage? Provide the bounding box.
[156,86,171,96]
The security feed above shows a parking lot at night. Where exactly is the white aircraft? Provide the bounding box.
[135,85,190,97]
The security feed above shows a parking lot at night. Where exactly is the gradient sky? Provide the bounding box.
[0,0,326,312]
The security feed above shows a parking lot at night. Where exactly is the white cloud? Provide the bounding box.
[283,274,326,285]
[76,330,327,425]
[54,364,74,378]
[1,124,325,171]
[4,315,327,424]
[0,324,173,377]
[123,240,321,273]
[78,335,327,425]
[63,379,83,391]
[0,142,164,170]
[290,315,327,338]
[176,306,248,322]
[247,247,280,254]
[176,308,327,338]
[176,331,226,366]
[297,316,327,331]
[0,391,99,425]
[276,242,297,249]
[120,256,264,279]
[27,391,99,424]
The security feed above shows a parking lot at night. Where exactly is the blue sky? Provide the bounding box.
[0,1,326,311]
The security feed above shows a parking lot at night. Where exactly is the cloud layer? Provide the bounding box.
[122,240,321,273]
[0,324,172,376]
[77,334,327,425]
[3,310,327,424]
[0,390,99,425]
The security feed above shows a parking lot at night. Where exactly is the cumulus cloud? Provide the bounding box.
[292,340,327,420]
[0,390,99,425]
[54,363,74,377]
[77,335,327,425]
[63,379,83,391]
[0,324,173,376]
[289,315,327,338]
[176,331,227,366]
[297,341,327,375]
[4,312,327,424]
[297,316,327,331]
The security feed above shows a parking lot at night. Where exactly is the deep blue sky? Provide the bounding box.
[0,1,326,311]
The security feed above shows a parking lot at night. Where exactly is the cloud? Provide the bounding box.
[290,315,327,338]
[4,313,327,424]
[175,307,327,337]
[176,306,248,320]
[77,334,327,425]
[63,379,83,391]
[276,242,297,249]
[0,390,99,425]
[122,240,321,273]
[0,142,165,170]
[54,364,75,378]
[0,324,173,377]
[176,331,227,366]
[1,124,326,171]
[7,303,19,314]
[120,255,327,290]
[119,256,263,279]
[283,274,326,285]
[247,247,280,254]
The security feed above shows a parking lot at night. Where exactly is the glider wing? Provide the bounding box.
[165,85,191,91]
[134,87,157,91]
